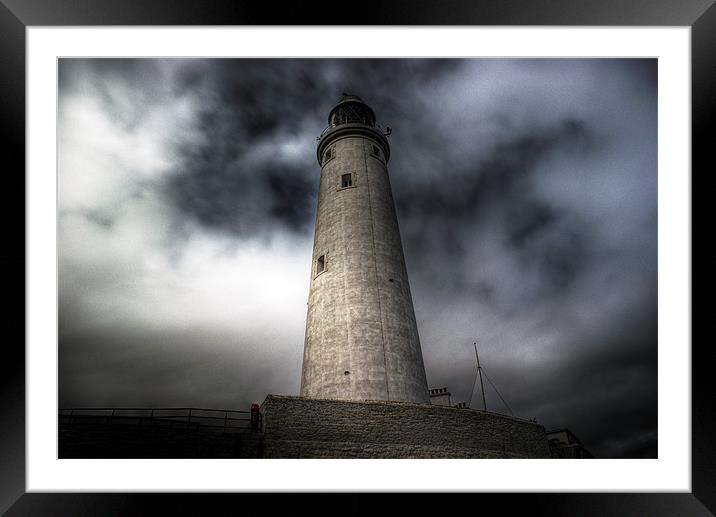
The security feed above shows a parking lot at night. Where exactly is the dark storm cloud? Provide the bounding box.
[163,60,327,236]
[395,116,596,300]
[396,118,594,222]
[58,58,657,458]
[166,144,317,235]
[157,59,464,239]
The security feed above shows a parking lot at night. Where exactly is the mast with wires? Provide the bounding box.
[474,341,487,412]
[466,339,515,416]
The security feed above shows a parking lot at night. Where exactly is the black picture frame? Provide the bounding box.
[1,1,710,514]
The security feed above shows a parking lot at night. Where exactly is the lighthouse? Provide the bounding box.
[300,94,430,404]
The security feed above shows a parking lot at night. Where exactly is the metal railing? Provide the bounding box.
[58,407,259,434]
[317,123,391,141]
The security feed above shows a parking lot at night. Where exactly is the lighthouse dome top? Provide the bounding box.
[317,93,390,165]
[328,93,377,128]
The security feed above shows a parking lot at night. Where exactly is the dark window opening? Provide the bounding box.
[324,148,333,162]
[316,255,325,274]
[341,174,353,188]
[372,145,380,156]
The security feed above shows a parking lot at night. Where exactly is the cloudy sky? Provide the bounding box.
[58,58,657,458]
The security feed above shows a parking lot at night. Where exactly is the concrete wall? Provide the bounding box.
[300,119,430,404]
[260,395,551,459]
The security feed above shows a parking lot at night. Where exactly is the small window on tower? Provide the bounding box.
[324,147,335,164]
[316,255,325,274]
[372,145,380,156]
[341,174,353,188]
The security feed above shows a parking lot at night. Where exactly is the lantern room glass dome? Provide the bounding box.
[328,94,376,128]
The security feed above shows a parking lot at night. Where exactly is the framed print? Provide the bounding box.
[2,0,711,514]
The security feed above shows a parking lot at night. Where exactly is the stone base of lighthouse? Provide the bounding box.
[56,395,551,459]
[258,395,551,459]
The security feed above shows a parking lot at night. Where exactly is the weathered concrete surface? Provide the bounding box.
[301,97,430,404]
[260,395,551,459]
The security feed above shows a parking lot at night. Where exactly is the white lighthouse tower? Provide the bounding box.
[300,94,430,404]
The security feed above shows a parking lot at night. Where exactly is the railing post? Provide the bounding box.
[223,411,228,433]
